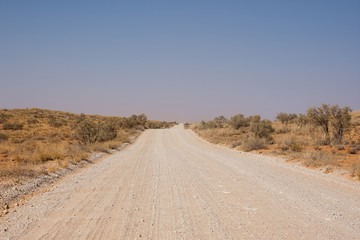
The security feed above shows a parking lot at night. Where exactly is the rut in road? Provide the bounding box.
[3,125,360,239]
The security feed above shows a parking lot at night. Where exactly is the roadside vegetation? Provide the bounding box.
[188,104,360,179]
[0,108,176,182]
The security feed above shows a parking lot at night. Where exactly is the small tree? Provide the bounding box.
[137,114,147,127]
[250,120,274,139]
[329,105,352,144]
[276,112,289,124]
[276,113,297,124]
[288,113,298,122]
[214,116,227,128]
[296,114,308,127]
[307,104,331,141]
[247,115,261,123]
[231,114,249,129]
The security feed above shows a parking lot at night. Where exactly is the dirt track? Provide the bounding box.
[1,125,360,239]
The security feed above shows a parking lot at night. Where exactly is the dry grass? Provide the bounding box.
[190,110,360,179]
[350,162,360,180]
[0,108,174,183]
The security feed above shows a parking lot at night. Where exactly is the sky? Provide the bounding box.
[1,1,359,122]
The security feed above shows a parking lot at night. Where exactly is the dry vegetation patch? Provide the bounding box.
[190,106,360,180]
[0,108,176,183]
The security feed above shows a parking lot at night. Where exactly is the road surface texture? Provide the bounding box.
[1,125,360,239]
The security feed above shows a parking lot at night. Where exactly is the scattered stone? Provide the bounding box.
[3,210,9,215]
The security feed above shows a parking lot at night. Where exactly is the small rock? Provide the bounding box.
[4,228,8,232]
[5,204,10,209]
[2,210,9,214]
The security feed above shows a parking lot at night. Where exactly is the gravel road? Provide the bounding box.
[1,125,360,239]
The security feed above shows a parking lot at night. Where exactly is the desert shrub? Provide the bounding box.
[329,105,352,145]
[198,120,218,129]
[306,104,352,145]
[27,118,39,124]
[275,126,290,134]
[307,104,331,140]
[48,116,66,128]
[247,115,261,123]
[0,132,8,141]
[76,113,86,123]
[279,137,304,152]
[75,119,98,144]
[205,120,217,129]
[250,120,274,139]
[231,114,249,129]
[0,112,9,124]
[75,118,117,144]
[122,114,147,128]
[213,116,228,128]
[146,121,173,129]
[184,123,190,129]
[34,145,65,163]
[3,122,24,130]
[97,120,117,142]
[295,114,309,127]
[137,114,147,126]
[241,137,267,152]
[276,113,297,124]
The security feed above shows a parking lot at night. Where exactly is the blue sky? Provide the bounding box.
[1,1,359,122]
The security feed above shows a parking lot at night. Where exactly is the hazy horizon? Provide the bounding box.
[1,1,359,122]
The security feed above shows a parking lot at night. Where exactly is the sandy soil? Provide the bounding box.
[1,125,360,239]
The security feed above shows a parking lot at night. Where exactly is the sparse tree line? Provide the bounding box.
[75,113,177,144]
[0,110,177,146]
[276,104,352,145]
[192,104,355,151]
